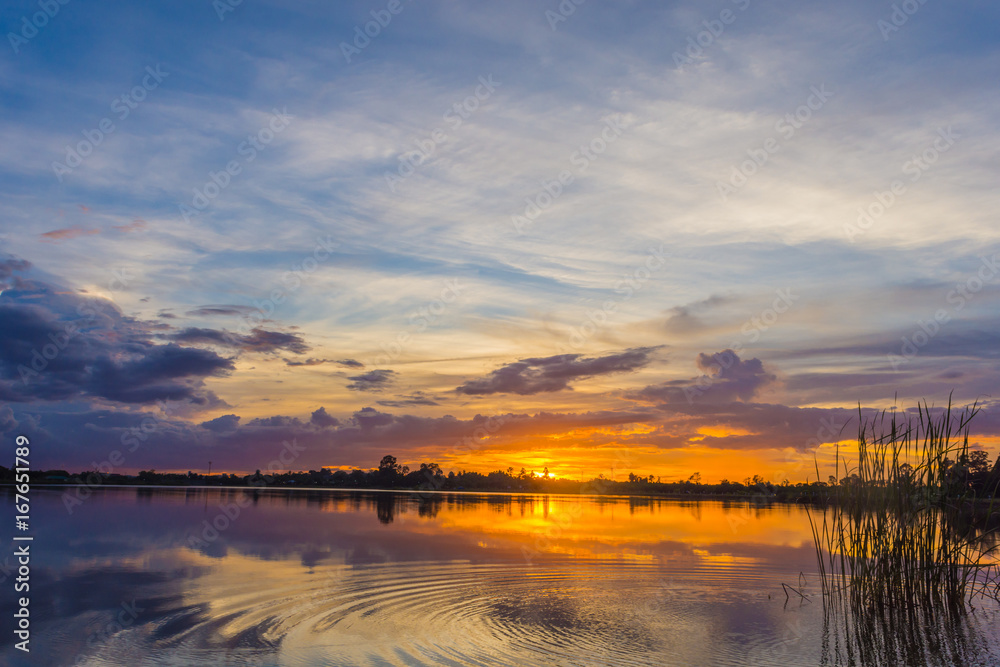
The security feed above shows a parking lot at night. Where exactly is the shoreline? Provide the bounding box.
[5,483,996,513]
[4,481,805,502]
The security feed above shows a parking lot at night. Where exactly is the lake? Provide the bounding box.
[2,487,999,666]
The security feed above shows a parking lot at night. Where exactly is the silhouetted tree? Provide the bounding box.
[968,450,991,477]
[379,455,399,474]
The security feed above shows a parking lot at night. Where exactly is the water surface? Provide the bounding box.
[2,487,998,666]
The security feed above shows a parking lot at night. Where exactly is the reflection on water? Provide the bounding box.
[820,599,992,667]
[1,487,998,666]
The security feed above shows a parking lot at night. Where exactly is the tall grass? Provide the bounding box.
[809,398,1000,612]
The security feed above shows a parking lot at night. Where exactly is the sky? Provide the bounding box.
[1,0,999,482]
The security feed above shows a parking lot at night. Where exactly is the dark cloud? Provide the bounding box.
[165,327,309,355]
[352,406,395,429]
[201,414,241,433]
[0,281,234,405]
[0,257,31,284]
[346,369,396,392]
[456,347,659,396]
[165,328,236,346]
[310,407,340,428]
[282,357,363,368]
[284,358,340,367]
[185,305,257,318]
[246,415,305,429]
[283,357,365,368]
[87,344,235,404]
[627,349,775,405]
[377,392,440,408]
[236,329,309,354]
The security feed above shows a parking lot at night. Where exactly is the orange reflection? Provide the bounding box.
[389,494,817,564]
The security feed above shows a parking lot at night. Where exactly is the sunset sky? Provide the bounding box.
[1,0,999,482]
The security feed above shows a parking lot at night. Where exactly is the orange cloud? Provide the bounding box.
[39,227,101,242]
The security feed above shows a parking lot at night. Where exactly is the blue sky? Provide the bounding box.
[2,0,999,479]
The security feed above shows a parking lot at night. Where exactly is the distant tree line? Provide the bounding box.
[1,450,997,502]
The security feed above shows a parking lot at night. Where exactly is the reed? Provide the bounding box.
[809,397,1000,612]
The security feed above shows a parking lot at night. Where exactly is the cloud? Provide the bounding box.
[635,401,862,452]
[0,403,661,472]
[165,327,309,355]
[0,257,31,281]
[87,344,235,404]
[234,329,310,355]
[377,392,440,407]
[8,394,1000,474]
[456,347,659,396]
[39,227,101,242]
[185,305,258,318]
[627,349,775,405]
[352,406,396,429]
[246,415,304,429]
[201,414,241,433]
[346,369,396,392]
[337,359,364,368]
[284,358,339,367]
[0,280,234,405]
[310,407,340,428]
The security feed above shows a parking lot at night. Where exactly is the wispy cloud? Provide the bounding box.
[39,227,101,242]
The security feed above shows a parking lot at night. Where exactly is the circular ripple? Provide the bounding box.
[74,556,1000,667]
[125,559,710,666]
